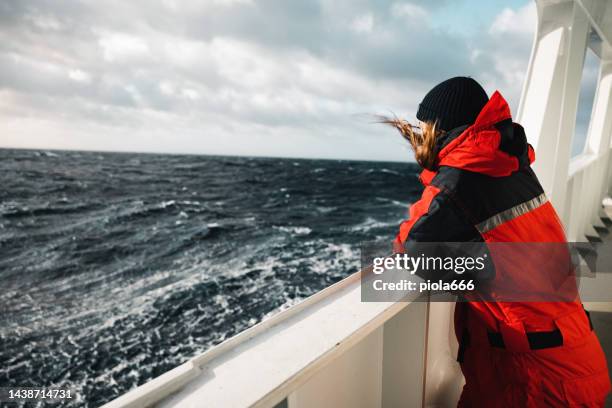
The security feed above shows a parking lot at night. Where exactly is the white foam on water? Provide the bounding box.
[159,200,176,208]
[273,225,312,235]
[349,216,399,232]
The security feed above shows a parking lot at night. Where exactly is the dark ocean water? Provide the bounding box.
[0,148,421,407]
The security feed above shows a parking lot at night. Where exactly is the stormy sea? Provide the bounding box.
[0,148,421,407]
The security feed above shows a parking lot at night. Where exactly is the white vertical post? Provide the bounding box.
[381,302,428,408]
[422,302,464,408]
[517,2,590,219]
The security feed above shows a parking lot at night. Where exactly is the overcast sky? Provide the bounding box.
[0,0,595,161]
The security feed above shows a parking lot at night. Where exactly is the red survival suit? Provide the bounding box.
[394,91,611,407]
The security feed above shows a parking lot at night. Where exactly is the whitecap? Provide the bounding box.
[367,168,401,176]
[180,200,201,206]
[274,226,312,235]
[316,206,336,214]
[375,197,407,207]
[350,217,398,232]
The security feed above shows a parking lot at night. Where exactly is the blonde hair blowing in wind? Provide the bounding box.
[378,116,444,170]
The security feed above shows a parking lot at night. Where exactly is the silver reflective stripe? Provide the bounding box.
[476,193,548,233]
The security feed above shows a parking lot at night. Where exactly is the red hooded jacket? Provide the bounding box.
[394,91,610,407]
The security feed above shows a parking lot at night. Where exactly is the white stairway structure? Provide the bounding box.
[103,0,612,407]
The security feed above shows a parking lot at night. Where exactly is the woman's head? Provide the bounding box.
[416,76,489,131]
[383,76,489,169]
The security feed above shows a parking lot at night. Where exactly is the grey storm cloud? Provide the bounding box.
[0,0,547,161]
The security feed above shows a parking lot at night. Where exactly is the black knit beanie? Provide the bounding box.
[416,77,489,131]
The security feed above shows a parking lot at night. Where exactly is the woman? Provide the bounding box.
[385,77,611,407]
